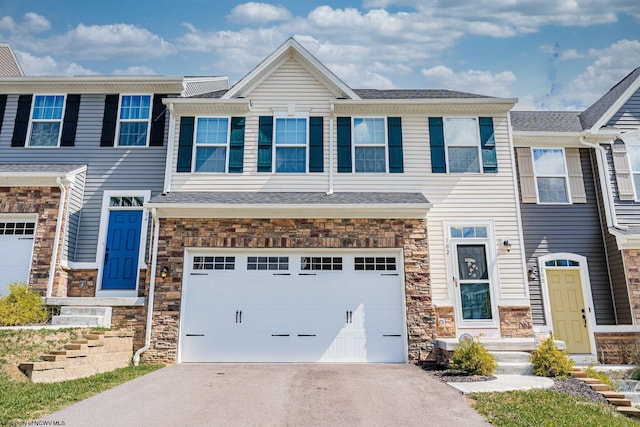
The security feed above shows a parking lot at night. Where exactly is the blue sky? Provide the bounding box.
[1,1,639,110]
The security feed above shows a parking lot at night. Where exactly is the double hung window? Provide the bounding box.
[532,148,569,203]
[275,117,307,173]
[118,95,151,146]
[353,117,386,173]
[444,118,481,173]
[628,144,640,199]
[29,95,65,147]
[194,118,229,173]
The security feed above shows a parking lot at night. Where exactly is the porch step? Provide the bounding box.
[490,351,533,375]
[617,407,640,419]
[491,351,531,364]
[51,306,112,328]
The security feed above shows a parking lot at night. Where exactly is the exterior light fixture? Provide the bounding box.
[160,266,169,278]
[528,267,538,281]
[503,240,512,253]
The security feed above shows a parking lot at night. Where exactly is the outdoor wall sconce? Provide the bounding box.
[528,267,538,281]
[503,239,512,253]
[160,266,169,278]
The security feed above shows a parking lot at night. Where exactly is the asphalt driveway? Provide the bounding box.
[41,364,489,426]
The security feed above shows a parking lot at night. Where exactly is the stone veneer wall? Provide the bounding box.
[624,249,640,326]
[594,332,640,364]
[142,217,433,364]
[498,306,534,338]
[435,306,456,337]
[0,186,64,295]
[66,268,149,298]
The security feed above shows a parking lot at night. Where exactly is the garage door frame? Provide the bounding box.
[177,247,408,363]
[0,213,38,295]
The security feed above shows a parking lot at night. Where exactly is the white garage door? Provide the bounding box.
[0,219,36,295]
[180,251,406,363]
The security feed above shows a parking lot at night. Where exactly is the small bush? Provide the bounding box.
[531,336,574,377]
[0,283,48,326]
[450,338,497,376]
[585,364,618,391]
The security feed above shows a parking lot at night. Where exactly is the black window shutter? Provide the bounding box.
[387,117,404,173]
[177,117,195,173]
[479,117,497,173]
[100,94,119,147]
[257,116,273,172]
[0,95,7,136]
[337,117,352,173]
[428,117,446,173]
[60,94,81,147]
[149,94,167,146]
[228,117,245,173]
[11,94,32,147]
[309,116,324,173]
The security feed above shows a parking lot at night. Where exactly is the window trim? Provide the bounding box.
[26,94,66,148]
[351,116,389,174]
[273,114,309,174]
[443,116,482,174]
[627,143,640,201]
[191,116,231,173]
[531,147,572,205]
[115,94,152,148]
[445,221,500,329]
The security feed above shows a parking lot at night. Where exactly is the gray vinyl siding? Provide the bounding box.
[517,148,616,325]
[64,168,86,262]
[0,94,169,263]
[604,143,640,227]
[607,88,640,130]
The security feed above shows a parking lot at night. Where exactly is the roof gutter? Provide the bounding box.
[163,103,175,194]
[133,208,160,365]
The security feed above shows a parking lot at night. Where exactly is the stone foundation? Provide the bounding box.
[435,306,456,337]
[144,217,433,364]
[112,306,148,352]
[623,249,640,326]
[0,186,66,295]
[499,306,534,338]
[595,332,640,364]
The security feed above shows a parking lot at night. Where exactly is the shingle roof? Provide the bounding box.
[0,164,85,174]
[579,66,640,130]
[510,111,585,132]
[352,89,493,99]
[150,191,429,205]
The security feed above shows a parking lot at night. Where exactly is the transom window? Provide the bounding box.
[247,256,289,270]
[450,226,488,239]
[118,95,151,146]
[532,148,569,203]
[193,256,235,270]
[628,144,640,199]
[354,117,386,173]
[275,118,307,173]
[301,257,343,271]
[194,117,229,172]
[354,257,396,271]
[29,95,65,147]
[545,259,580,267]
[109,196,144,207]
[444,118,481,173]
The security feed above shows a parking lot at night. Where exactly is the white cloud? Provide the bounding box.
[0,12,50,34]
[420,65,516,97]
[228,2,292,24]
[15,50,98,76]
[113,65,157,75]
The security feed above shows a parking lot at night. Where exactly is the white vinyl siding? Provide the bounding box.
[28,95,65,147]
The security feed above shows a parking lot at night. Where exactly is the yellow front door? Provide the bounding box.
[547,269,591,354]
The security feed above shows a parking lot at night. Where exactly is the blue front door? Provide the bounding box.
[102,210,143,290]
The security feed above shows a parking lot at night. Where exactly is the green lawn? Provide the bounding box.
[0,328,162,422]
[471,389,639,427]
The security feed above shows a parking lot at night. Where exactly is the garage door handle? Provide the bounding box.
[273,273,291,276]
[190,273,208,276]
[383,334,401,337]
[381,273,399,276]
[271,334,289,337]
[298,334,316,337]
[299,273,316,276]
[346,310,353,323]
[186,334,205,337]
[17,237,34,240]
[235,310,243,323]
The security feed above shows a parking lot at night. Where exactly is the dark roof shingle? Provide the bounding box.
[510,111,584,132]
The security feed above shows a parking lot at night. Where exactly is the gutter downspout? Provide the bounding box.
[163,103,175,194]
[133,208,160,365]
[326,103,335,196]
[47,177,68,298]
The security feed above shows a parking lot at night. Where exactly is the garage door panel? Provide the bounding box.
[180,251,406,363]
[0,220,36,295]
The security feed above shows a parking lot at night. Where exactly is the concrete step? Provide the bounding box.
[60,306,111,316]
[617,406,640,419]
[607,398,632,407]
[490,351,531,364]
[495,363,534,375]
[52,315,101,327]
[52,306,112,328]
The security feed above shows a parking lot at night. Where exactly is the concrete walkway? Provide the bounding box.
[447,374,554,394]
[41,364,490,427]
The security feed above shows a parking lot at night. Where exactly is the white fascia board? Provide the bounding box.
[0,76,186,94]
[147,203,431,219]
[589,75,640,133]
[0,165,87,187]
[333,98,517,115]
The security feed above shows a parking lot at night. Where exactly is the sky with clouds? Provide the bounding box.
[0,0,639,111]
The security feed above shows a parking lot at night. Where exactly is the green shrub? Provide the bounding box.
[531,336,574,377]
[450,338,497,376]
[585,364,618,391]
[0,283,48,326]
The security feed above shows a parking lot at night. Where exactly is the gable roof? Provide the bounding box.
[579,66,640,131]
[221,37,360,100]
[0,42,23,76]
[511,111,584,132]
